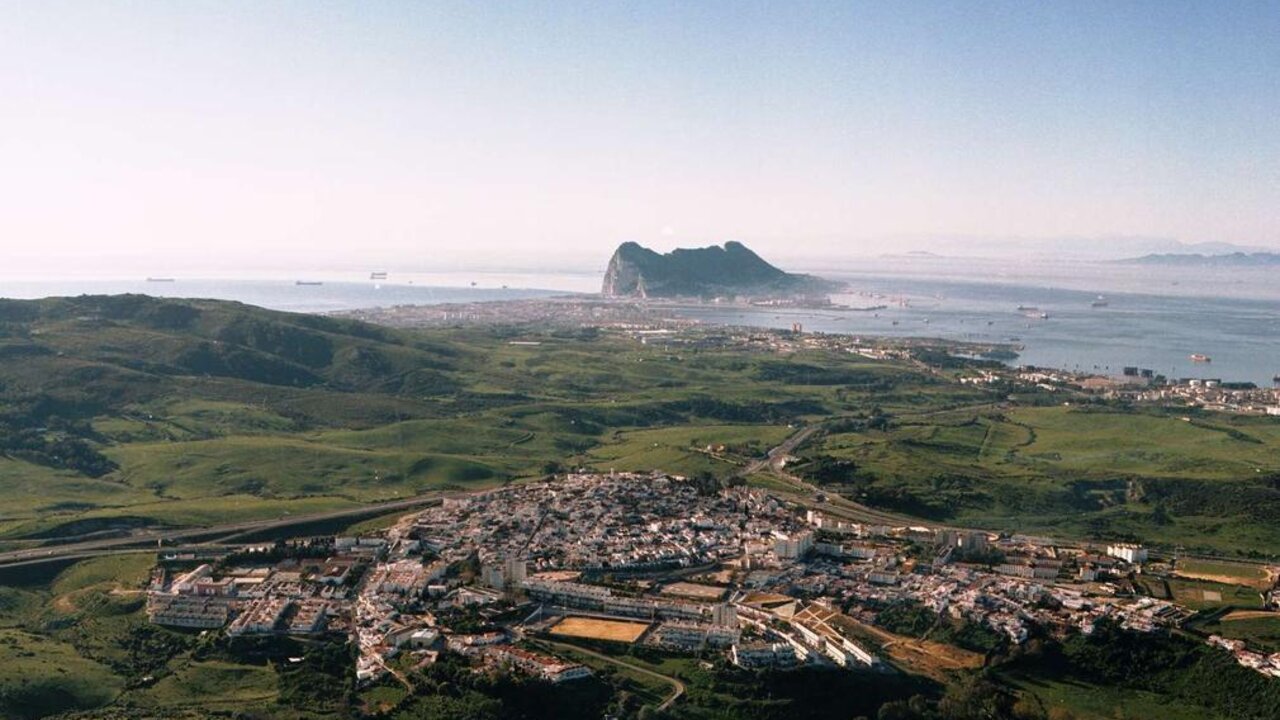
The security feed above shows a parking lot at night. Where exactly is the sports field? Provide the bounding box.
[1175,558,1273,590]
[549,616,651,643]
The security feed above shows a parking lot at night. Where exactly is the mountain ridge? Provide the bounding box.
[1116,252,1280,267]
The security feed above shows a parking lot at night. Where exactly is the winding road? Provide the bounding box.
[540,639,685,711]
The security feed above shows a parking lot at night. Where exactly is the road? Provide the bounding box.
[540,639,685,711]
[740,421,926,528]
[7,413,1266,575]
[739,423,822,478]
[0,402,983,570]
[0,544,233,571]
[0,420,888,570]
[0,493,448,568]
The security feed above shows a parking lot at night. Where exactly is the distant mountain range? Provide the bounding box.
[867,236,1271,261]
[1117,252,1280,267]
[601,241,840,298]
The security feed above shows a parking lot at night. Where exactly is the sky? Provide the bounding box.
[1,1,1278,275]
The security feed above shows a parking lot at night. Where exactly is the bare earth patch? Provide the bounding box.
[549,616,651,643]
[1222,610,1280,622]
[660,582,726,601]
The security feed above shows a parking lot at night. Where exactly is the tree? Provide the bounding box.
[877,700,917,720]
[1012,695,1047,720]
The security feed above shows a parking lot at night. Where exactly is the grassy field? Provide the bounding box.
[36,554,166,676]
[1,296,987,543]
[549,616,652,643]
[1004,408,1280,479]
[109,433,506,501]
[1006,675,1230,720]
[130,660,279,709]
[0,586,45,628]
[586,424,790,478]
[1199,612,1280,653]
[744,472,803,493]
[1175,558,1273,589]
[359,683,410,715]
[50,553,154,595]
[0,628,124,719]
[17,296,1280,718]
[1157,577,1263,611]
[42,294,1280,559]
[805,404,1280,555]
[0,457,157,533]
[0,551,295,719]
[659,582,727,601]
[821,407,1280,484]
[1,493,365,540]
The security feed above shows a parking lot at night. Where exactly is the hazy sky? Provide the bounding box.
[2,1,1278,274]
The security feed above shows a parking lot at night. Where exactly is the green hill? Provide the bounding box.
[3,294,1279,559]
[0,295,463,479]
[0,294,958,541]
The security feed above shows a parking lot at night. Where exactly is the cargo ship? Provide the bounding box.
[370,271,388,280]
[146,277,176,283]
[295,280,324,286]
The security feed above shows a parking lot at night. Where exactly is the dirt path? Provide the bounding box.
[541,639,684,711]
[1174,570,1271,590]
[1222,610,1280,622]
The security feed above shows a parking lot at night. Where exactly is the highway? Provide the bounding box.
[739,423,821,477]
[1,408,955,570]
[739,421,928,528]
[0,493,447,568]
[0,420,888,571]
[6,419,1266,575]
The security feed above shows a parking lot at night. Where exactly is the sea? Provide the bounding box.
[2,257,1278,386]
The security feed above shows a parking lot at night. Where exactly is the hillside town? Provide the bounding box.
[143,472,1280,686]
[973,366,1280,414]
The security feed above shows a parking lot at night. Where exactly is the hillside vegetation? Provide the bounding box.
[4,294,1280,558]
[5,295,1280,719]
[0,295,972,541]
[794,404,1280,555]
[4,294,1280,557]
